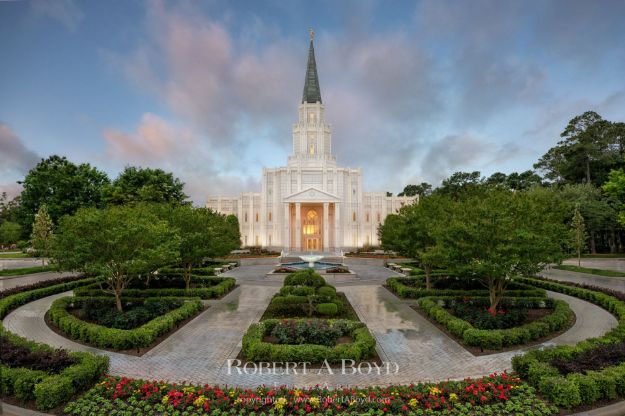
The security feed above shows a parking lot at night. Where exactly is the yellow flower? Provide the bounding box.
[293,389,302,397]
[229,390,236,397]
[449,393,458,402]
[429,387,442,395]
[183,387,195,394]
[274,397,288,410]
[234,398,242,405]
[349,400,356,406]
[408,398,418,409]
[161,396,169,405]
[309,397,320,408]
[193,395,207,407]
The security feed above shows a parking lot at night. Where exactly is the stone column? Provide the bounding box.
[334,203,341,250]
[284,203,290,251]
[323,202,329,252]
[295,202,301,251]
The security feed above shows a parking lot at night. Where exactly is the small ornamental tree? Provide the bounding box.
[433,188,568,309]
[571,205,587,266]
[53,205,179,311]
[155,205,240,291]
[31,205,53,265]
[0,221,22,245]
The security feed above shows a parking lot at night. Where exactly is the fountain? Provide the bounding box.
[299,253,325,268]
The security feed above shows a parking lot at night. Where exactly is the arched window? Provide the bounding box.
[352,212,356,222]
[303,210,319,235]
[255,213,259,222]
[268,212,272,222]
[244,212,248,222]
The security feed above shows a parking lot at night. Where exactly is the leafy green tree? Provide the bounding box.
[53,205,179,311]
[432,188,568,309]
[535,111,615,185]
[31,205,53,265]
[434,171,483,198]
[104,167,188,205]
[571,205,586,266]
[604,168,625,227]
[154,205,240,290]
[398,183,432,198]
[224,214,242,249]
[557,184,616,253]
[0,221,22,245]
[378,214,406,254]
[0,192,21,224]
[18,155,110,232]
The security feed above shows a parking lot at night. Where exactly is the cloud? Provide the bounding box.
[103,113,194,164]
[30,0,84,31]
[0,123,39,176]
[0,183,23,201]
[420,134,493,184]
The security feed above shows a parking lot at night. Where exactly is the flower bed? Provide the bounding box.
[242,319,376,363]
[0,278,109,411]
[261,269,357,320]
[73,276,236,299]
[512,276,625,408]
[417,296,572,350]
[48,296,204,350]
[63,373,558,416]
[386,277,546,299]
[1,334,76,373]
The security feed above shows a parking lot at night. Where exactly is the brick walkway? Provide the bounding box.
[2,265,617,387]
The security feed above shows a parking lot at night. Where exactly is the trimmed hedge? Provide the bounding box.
[417,296,572,350]
[242,319,376,363]
[48,296,204,349]
[386,277,546,299]
[512,276,625,408]
[0,278,109,410]
[72,276,236,299]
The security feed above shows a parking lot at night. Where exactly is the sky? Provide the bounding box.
[1,0,625,205]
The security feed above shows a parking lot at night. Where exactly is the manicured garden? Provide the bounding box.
[242,269,376,364]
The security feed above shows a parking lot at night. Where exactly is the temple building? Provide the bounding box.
[206,31,417,252]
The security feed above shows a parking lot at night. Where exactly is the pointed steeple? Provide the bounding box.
[302,28,322,104]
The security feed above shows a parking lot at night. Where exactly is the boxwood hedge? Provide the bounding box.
[0,278,109,411]
[48,296,204,350]
[386,277,546,299]
[417,296,572,350]
[242,318,376,363]
[512,276,625,408]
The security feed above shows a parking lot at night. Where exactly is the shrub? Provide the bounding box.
[316,302,338,316]
[73,277,235,299]
[386,277,545,299]
[0,335,76,373]
[48,296,203,349]
[283,269,326,288]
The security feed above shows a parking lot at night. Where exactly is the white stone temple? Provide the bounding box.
[206,31,417,252]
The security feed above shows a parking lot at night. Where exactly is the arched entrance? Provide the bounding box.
[302,209,322,251]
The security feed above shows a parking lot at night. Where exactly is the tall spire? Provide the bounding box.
[302,28,322,104]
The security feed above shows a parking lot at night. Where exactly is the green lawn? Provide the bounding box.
[0,265,57,276]
[0,252,32,259]
[554,264,625,278]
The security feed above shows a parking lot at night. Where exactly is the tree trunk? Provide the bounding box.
[610,230,617,254]
[590,230,597,254]
[424,264,432,290]
[114,290,123,312]
[183,263,192,291]
[586,158,591,184]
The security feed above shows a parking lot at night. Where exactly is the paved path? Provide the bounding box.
[3,265,617,387]
[563,258,625,273]
[0,258,48,270]
[542,267,625,293]
[0,271,77,291]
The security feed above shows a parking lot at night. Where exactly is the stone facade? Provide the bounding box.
[206,34,416,252]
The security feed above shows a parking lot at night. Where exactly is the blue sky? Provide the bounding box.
[1,0,625,204]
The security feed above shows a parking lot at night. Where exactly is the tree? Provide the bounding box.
[31,205,53,265]
[155,205,240,290]
[604,168,625,227]
[53,205,179,311]
[0,221,22,245]
[398,183,432,198]
[485,171,543,190]
[18,155,110,232]
[0,192,21,224]
[434,171,483,198]
[104,167,188,206]
[432,188,568,309]
[378,214,406,254]
[534,111,615,186]
[571,205,587,267]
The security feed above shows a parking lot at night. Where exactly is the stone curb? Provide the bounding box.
[572,400,625,416]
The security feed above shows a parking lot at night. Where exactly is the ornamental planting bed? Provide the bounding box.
[63,373,558,416]
[242,269,378,365]
[0,277,109,412]
[414,296,574,353]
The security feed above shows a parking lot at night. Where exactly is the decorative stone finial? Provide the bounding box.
[309,28,314,41]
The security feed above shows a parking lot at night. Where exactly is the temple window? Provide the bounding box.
[255,235,260,245]
[268,212,272,222]
[308,112,316,123]
[366,212,370,222]
[352,212,356,222]
[377,212,381,222]
[244,212,248,222]
[255,213,259,222]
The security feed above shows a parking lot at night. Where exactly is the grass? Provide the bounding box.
[581,253,625,258]
[0,252,32,259]
[0,265,57,277]
[554,264,625,278]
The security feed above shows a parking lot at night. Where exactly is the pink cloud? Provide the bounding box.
[103,113,194,164]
